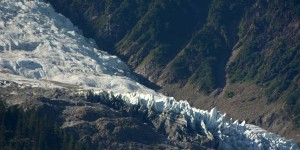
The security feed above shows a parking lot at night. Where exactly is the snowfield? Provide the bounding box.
[0,0,299,149]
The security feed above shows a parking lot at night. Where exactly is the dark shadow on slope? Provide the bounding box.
[132,72,161,91]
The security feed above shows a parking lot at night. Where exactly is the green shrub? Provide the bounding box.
[225,91,235,98]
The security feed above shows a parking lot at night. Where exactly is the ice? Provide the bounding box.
[117,92,299,150]
[0,0,298,149]
[0,0,156,95]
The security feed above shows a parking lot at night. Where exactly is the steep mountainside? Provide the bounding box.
[47,0,300,142]
[0,81,298,149]
[0,0,299,149]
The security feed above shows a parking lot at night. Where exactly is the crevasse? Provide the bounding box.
[111,92,298,150]
[0,0,299,149]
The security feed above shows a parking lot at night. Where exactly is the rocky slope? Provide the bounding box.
[1,81,298,149]
[0,0,299,149]
[0,83,211,149]
[47,0,300,142]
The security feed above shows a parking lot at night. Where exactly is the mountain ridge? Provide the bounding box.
[46,0,300,142]
[0,0,299,148]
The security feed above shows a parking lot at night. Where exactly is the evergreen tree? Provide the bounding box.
[0,100,86,150]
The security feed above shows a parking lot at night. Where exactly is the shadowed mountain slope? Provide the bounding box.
[47,0,300,142]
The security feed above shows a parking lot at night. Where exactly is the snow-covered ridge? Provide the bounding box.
[0,0,298,149]
[0,0,156,94]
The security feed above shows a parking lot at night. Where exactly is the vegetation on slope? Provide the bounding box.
[48,0,250,93]
[0,100,88,150]
[47,0,300,131]
[227,0,300,124]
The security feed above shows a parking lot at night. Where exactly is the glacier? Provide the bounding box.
[0,0,156,95]
[0,0,299,149]
[116,92,299,149]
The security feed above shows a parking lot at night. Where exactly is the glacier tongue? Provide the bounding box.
[116,92,299,150]
[0,0,299,149]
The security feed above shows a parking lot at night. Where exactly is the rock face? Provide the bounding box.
[0,83,213,149]
[47,0,300,142]
[0,0,299,149]
[1,82,299,149]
